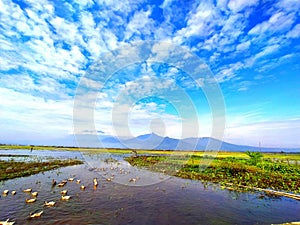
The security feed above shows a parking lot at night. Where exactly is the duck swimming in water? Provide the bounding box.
[23,188,32,193]
[93,178,98,187]
[61,195,71,200]
[60,190,68,195]
[29,210,43,218]
[44,201,56,206]
[0,219,15,225]
[2,190,9,195]
[25,198,37,203]
[57,182,66,187]
[11,191,16,195]
[31,191,38,197]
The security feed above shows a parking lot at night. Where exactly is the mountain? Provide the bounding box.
[182,136,300,152]
[122,134,300,152]
[26,133,299,152]
[101,136,126,149]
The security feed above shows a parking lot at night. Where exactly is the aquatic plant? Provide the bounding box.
[125,153,300,194]
[245,151,263,165]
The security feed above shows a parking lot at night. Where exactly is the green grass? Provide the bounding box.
[0,159,83,181]
[125,154,300,193]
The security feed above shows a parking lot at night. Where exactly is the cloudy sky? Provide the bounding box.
[0,0,299,148]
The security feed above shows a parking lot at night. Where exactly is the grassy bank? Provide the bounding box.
[0,159,83,181]
[125,153,300,193]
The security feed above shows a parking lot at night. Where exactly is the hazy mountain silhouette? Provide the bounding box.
[18,133,299,152]
[123,134,300,152]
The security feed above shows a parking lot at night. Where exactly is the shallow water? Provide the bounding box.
[0,150,300,225]
[0,149,82,162]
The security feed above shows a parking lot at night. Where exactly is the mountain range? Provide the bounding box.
[72,133,299,152]
[11,133,299,152]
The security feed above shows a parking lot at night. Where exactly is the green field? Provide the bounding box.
[125,151,300,194]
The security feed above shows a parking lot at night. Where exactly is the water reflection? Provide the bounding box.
[0,150,82,162]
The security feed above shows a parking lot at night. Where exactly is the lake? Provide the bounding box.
[0,150,299,224]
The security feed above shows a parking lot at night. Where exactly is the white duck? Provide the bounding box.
[29,210,43,218]
[61,195,71,200]
[23,188,32,193]
[60,190,68,195]
[0,219,15,225]
[93,178,98,187]
[44,201,56,206]
[31,191,38,197]
[25,198,37,203]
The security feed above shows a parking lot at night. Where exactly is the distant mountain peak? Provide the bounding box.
[136,133,162,140]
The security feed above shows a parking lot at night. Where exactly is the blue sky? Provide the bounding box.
[0,0,299,148]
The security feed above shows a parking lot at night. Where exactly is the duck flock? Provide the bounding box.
[0,177,99,224]
[0,160,142,225]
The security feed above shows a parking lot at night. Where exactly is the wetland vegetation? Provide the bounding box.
[125,151,300,194]
[0,159,83,181]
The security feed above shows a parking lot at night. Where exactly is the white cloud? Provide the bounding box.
[96,100,209,139]
[0,36,14,50]
[50,16,83,46]
[73,0,94,9]
[0,74,35,91]
[80,11,96,30]
[227,0,259,13]
[0,0,88,86]
[249,11,295,36]
[96,0,142,14]
[175,1,224,42]
[241,43,282,71]
[286,24,300,38]
[254,44,280,60]
[128,108,182,138]
[120,75,176,99]
[216,0,228,11]
[160,0,173,10]
[124,8,154,41]
[236,40,251,51]
[224,119,300,148]
[0,88,74,137]
[193,11,247,61]
[215,62,243,82]
[275,0,300,13]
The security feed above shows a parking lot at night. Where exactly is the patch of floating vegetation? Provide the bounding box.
[0,159,83,181]
[125,152,300,194]
[104,157,119,163]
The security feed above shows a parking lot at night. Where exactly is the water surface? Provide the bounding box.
[0,150,299,224]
